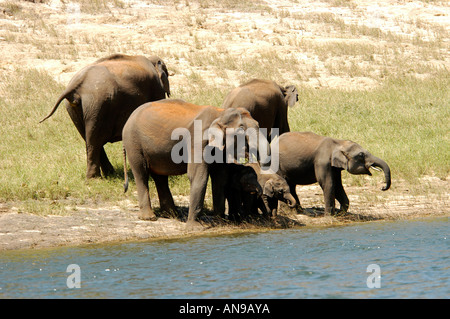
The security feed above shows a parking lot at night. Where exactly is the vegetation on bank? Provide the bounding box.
[0,67,448,215]
[0,0,448,216]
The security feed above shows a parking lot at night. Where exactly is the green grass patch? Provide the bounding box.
[0,67,448,214]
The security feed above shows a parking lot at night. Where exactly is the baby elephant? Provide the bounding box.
[224,163,262,222]
[226,162,296,221]
[275,132,391,215]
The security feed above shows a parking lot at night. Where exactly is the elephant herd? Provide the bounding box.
[40,54,391,229]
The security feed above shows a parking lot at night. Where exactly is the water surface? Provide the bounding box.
[0,217,448,298]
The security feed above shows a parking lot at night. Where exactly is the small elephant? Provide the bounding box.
[40,54,170,179]
[122,99,268,229]
[275,132,391,215]
[222,79,298,140]
[223,163,262,222]
[225,162,296,221]
[243,162,296,219]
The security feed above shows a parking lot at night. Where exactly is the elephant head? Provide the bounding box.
[237,166,263,196]
[262,176,297,208]
[148,55,171,97]
[208,107,270,164]
[331,141,391,191]
[282,85,299,107]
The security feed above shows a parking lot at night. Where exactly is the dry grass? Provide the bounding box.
[0,0,448,216]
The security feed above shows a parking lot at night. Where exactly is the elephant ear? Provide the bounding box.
[207,118,225,150]
[156,60,171,97]
[284,85,298,107]
[331,147,349,170]
[263,180,275,198]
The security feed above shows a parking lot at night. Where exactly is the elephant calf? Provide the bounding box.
[226,162,296,222]
[223,163,262,222]
[274,132,391,216]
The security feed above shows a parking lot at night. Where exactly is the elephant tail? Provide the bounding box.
[123,145,129,193]
[39,91,70,123]
[39,68,87,123]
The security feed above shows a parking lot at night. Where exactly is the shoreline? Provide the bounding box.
[1,179,448,251]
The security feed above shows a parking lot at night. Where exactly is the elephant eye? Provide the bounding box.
[358,152,365,158]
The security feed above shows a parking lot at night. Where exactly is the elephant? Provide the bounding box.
[223,163,262,222]
[224,162,296,222]
[242,162,296,219]
[122,99,268,229]
[222,79,298,140]
[274,132,391,215]
[39,54,171,179]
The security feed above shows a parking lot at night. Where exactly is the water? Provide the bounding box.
[0,217,448,299]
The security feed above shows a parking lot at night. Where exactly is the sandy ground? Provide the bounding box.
[1,176,448,251]
[0,0,449,250]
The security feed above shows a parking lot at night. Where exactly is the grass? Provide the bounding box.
[1,67,448,214]
[0,0,448,216]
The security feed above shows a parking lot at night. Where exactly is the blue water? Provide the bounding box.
[0,217,448,298]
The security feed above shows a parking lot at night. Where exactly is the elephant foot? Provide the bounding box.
[185,220,204,232]
[138,211,158,221]
[160,205,179,218]
[294,205,305,214]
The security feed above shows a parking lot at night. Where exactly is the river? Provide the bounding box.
[0,217,448,298]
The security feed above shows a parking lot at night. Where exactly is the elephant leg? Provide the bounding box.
[317,170,336,216]
[210,164,227,218]
[131,161,157,221]
[333,170,349,213]
[151,174,178,216]
[186,163,209,229]
[243,194,257,216]
[268,197,279,218]
[100,147,115,177]
[85,142,102,179]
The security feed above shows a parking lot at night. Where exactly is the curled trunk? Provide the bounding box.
[369,156,391,191]
[284,193,297,207]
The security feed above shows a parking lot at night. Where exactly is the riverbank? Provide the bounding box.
[1,176,448,251]
[0,0,448,251]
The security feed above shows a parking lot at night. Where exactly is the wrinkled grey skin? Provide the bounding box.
[275,132,391,215]
[40,54,170,179]
[222,79,298,140]
[122,99,268,229]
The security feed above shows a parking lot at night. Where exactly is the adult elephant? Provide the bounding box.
[274,132,391,215]
[222,79,298,139]
[122,99,268,229]
[39,54,171,179]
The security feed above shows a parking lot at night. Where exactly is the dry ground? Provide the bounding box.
[0,0,448,250]
[1,176,448,250]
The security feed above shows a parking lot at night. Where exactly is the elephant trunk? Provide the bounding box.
[284,193,297,208]
[369,156,391,191]
[261,194,271,215]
